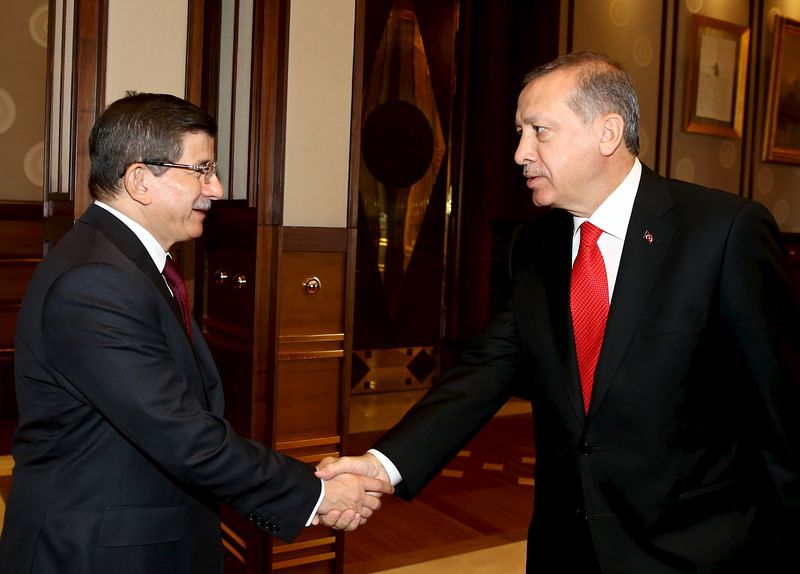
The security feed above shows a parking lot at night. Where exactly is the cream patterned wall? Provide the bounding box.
[571,0,664,170]
[0,1,47,202]
[668,0,751,198]
[752,1,800,232]
[570,0,800,232]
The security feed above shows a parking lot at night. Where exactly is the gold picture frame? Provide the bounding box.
[763,15,800,164]
[684,15,750,139]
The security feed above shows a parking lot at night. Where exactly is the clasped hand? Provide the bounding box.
[313,453,392,531]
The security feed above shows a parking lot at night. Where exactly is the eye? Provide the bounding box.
[197,161,218,184]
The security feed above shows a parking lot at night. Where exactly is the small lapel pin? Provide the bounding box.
[643,230,654,245]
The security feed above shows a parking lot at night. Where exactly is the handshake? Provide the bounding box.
[312,452,393,532]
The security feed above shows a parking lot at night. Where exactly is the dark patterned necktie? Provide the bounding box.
[163,257,193,341]
[570,222,608,413]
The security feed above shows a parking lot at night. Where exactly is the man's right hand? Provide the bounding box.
[314,470,392,531]
[313,453,393,530]
[315,452,391,484]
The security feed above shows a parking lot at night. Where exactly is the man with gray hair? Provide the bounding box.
[317,52,800,572]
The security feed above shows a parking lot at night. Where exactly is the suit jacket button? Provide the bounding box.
[580,442,593,455]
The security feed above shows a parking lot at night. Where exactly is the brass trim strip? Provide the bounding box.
[273,536,336,554]
[295,451,339,464]
[222,538,245,563]
[279,333,344,343]
[275,436,340,450]
[273,552,336,570]
[221,522,246,549]
[277,350,344,360]
[0,258,41,266]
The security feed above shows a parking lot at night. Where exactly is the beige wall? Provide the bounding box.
[283,0,356,228]
[0,1,48,202]
[105,0,188,106]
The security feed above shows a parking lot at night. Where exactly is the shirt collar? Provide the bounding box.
[573,157,642,240]
[94,200,169,272]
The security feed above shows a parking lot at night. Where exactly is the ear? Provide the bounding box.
[598,113,624,156]
[122,163,153,206]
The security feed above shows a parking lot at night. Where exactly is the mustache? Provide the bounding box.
[192,197,212,211]
[522,164,544,178]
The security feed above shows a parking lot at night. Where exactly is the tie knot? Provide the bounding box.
[579,222,603,246]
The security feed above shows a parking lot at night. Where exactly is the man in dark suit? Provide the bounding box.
[316,52,800,571]
[0,93,391,574]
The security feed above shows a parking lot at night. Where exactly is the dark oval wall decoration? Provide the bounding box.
[361,99,434,188]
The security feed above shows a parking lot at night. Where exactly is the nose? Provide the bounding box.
[204,176,224,200]
[514,131,535,166]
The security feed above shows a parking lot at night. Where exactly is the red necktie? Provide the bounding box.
[570,222,608,413]
[163,257,193,341]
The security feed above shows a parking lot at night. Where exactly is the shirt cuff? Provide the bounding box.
[305,479,325,526]
[367,448,402,486]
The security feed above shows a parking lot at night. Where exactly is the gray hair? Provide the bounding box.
[88,93,217,201]
[523,51,639,155]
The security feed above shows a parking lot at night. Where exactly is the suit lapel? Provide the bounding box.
[547,217,585,421]
[588,166,675,417]
[81,205,180,321]
[80,205,216,410]
[522,211,586,422]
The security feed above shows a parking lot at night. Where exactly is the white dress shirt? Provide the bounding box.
[571,158,641,301]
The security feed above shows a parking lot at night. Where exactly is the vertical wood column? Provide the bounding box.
[268,227,356,572]
[201,0,360,570]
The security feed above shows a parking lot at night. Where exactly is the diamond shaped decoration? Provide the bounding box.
[407,348,437,383]
[351,353,371,389]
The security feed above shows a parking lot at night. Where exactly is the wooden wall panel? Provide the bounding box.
[0,261,37,303]
[0,202,43,454]
[268,227,353,573]
[274,359,341,444]
[278,252,345,338]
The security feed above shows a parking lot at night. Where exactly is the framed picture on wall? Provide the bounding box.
[684,15,750,139]
[763,15,800,164]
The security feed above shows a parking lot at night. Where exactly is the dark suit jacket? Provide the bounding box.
[0,205,321,574]
[375,165,800,573]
